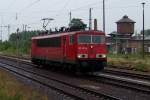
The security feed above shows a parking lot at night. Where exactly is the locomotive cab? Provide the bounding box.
[76,32,107,71]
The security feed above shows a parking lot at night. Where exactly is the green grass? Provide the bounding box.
[0,69,48,100]
[108,53,150,72]
[135,63,149,72]
[0,90,22,100]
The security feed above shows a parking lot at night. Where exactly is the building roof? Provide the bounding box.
[109,32,131,36]
[116,15,136,23]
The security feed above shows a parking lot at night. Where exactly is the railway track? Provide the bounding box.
[87,66,150,93]
[0,55,119,100]
[92,72,150,93]
[105,67,150,80]
[3,54,150,79]
[0,55,150,100]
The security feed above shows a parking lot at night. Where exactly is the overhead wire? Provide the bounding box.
[25,1,150,30]
[16,2,150,25]
[4,0,150,33]
[8,3,148,20]
[6,0,41,31]
[54,0,71,18]
[18,0,41,13]
[5,0,17,10]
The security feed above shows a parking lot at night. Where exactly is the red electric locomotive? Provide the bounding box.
[31,30,107,72]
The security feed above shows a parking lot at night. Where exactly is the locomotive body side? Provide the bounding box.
[31,32,77,65]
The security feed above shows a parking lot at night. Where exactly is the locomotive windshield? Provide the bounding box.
[78,35,91,43]
[78,35,105,44]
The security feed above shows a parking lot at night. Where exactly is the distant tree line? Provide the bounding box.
[143,29,150,36]
[0,18,87,55]
[0,30,40,55]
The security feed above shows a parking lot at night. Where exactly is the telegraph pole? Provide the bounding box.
[89,8,92,30]
[142,2,145,58]
[103,0,105,32]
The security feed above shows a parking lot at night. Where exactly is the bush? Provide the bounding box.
[108,54,150,72]
[135,63,149,72]
[0,31,38,56]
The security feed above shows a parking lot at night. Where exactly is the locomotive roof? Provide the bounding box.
[32,30,104,40]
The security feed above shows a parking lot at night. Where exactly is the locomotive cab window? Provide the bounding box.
[92,35,105,44]
[70,35,74,44]
[78,35,105,44]
[78,35,91,44]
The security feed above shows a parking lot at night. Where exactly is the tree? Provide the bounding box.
[141,29,150,36]
[69,18,87,31]
[145,29,150,36]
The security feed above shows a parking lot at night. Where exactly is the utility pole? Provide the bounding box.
[23,24,28,32]
[0,16,3,42]
[69,12,72,23]
[0,26,2,42]
[142,2,145,58]
[89,8,92,30]
[8,25,10,40]
[24,25,27,40]
[0,25,10,41]
[23,24,25,32]
[16,13,18,20]
[25,24,27,32]
[103,0,105,32]
[16,28,19,66]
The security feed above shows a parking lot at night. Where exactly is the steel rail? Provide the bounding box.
[1,55,150,97]
[1,55,150,81]
[104,67,150,80]
[0,62,84,100]
[0,60,119,100]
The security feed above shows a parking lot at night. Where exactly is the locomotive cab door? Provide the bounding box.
[63,37,67,61]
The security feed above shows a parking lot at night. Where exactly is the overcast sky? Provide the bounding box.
[0,0,150,40]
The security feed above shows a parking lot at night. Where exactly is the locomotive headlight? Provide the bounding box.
[77,54,88,58]
[96,54,107,58]
[102,54,106,58]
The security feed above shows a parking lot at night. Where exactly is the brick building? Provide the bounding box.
[108,15,150,54]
